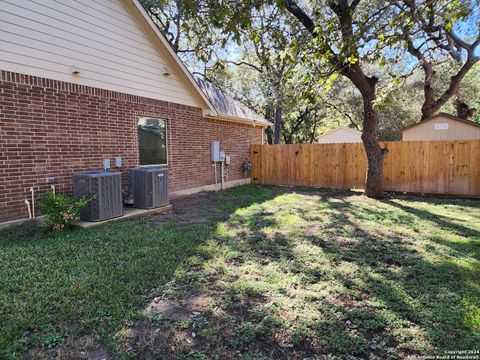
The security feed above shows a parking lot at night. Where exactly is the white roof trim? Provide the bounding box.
[317,126,362,139]
[126,0,218,115]
[205,114,271,127]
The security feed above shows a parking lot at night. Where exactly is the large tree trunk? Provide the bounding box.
[282,0,386,197]
[265,106,274,144]
[356,77,387,198]
[419,60,437,121]
[362,109,385,198]
[421,104,436,121]
[273,106,283,144]
[265,127,274,145]
[309,122,318,143]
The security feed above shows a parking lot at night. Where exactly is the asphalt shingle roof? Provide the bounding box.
[195,77,270,125]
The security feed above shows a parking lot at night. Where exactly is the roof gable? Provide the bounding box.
[126,0,267,125]
[317,126,362,139]
[0,0,216,111]
[402,113,480,132]
[124,0,216,114]
[0,0,270,124]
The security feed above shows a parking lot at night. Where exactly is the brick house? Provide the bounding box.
[0,0,269,225]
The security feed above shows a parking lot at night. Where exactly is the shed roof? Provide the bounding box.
[317,126,362,140]
[401,113,480,132]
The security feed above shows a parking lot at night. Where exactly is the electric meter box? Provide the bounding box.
[211,141,220,162]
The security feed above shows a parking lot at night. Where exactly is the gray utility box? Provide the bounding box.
[129,167,169,209]
[211,140,220,162]
[73,171,123,221]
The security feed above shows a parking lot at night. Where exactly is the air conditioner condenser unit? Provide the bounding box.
[129,167,169,209]
[73,171,123,221]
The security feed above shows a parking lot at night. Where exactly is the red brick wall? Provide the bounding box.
[0,71,264,223]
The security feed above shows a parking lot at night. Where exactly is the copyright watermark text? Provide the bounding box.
[407,350,480,360]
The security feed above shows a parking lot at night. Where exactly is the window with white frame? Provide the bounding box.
[138,117,167,166]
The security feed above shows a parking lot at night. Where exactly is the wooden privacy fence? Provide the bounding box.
[250,140,480,196]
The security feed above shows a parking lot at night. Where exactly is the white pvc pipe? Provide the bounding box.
[51,184,56,198]
[25,199,32,219]
[213,163,217,190]
[221,162,225,190]
[30,187,35,218]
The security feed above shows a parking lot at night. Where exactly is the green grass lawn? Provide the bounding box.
[0,185,479,359]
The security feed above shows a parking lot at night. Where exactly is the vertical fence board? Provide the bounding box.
[250,140,480,196]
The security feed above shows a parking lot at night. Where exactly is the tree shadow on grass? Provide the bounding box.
[140,190,480,359]
[0,185,288,360]
[305,196,480,354]
[384,199,480,239]
[18,186,476,359]
[120,191,362,359]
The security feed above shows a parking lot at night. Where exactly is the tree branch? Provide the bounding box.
[223,60,264,73]
[434,57,479,111]
[282,0,347,73]
[283,0,317,36]
[319,95,360,130]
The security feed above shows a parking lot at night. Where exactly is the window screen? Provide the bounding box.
[138,118,167,166]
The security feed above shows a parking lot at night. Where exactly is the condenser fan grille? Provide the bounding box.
[73,171,122,221]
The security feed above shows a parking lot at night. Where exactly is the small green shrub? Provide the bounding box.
[41,333,64,349]
[237,354,271,360]
[178,350,208,360]
[38,190,91,231]
[291,326,311,346]
[193,316,209,329]
[229,322,258,349]
[176,319,193,330]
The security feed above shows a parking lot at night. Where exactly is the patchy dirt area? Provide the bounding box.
[123,290,310,360]
[148,186,356,227]
[149,191,229,225]
[28,337,113,360]
[147,187,277,226]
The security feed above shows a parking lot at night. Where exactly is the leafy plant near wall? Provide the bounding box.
[39,190,91,231]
